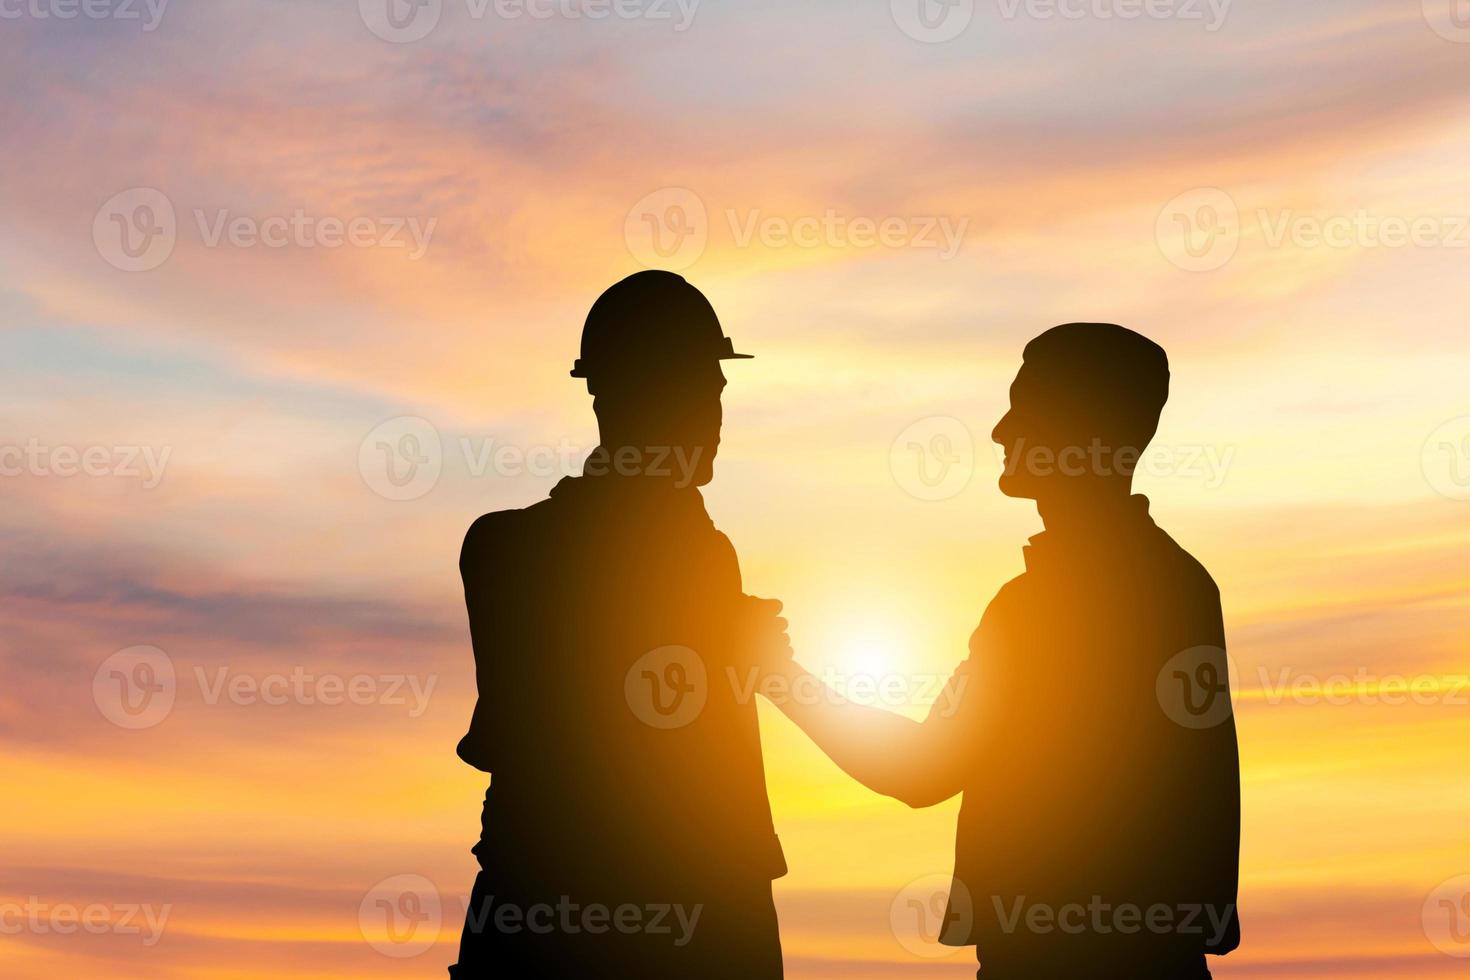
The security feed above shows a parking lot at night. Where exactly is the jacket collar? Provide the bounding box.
[1023,494,1156,573]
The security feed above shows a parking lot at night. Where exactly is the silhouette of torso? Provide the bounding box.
[938,496,1240,979]
[452,472,785,978]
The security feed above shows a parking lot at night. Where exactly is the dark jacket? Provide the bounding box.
[938,496,1240,978]
[452,474,785,977]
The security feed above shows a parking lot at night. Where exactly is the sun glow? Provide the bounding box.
[827,619,914,684]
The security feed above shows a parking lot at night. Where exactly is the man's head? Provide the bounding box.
[991,323,1169,503]
[575,271,751,488]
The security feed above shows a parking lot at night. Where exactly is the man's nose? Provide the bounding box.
[992,411,1012,445]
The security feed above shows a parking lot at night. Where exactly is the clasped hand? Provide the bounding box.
[735,594,796,696]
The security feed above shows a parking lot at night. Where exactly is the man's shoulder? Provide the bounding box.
[989,572,1031,608]
[460,497,559,571]
[1146,525,1228,617]
[1150,524,1220,599]
[969,572,1030,643]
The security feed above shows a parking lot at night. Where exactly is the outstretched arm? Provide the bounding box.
[759,658,971,807]
[738,595,975,807]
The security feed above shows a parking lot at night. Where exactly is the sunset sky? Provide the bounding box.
[4,0,1470,976]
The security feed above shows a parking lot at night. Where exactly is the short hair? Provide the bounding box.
[1022,323,1170,447]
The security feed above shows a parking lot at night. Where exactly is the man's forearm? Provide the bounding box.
[761,660,961,807]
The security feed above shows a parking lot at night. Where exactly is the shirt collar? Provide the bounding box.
[1022,494,1156,573]
[550,472,715,532]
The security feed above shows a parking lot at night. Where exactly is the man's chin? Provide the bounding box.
[997,473,1039,500]
[686,460,715,489]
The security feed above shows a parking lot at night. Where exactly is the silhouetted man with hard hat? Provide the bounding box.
[756,324,1241,978]
[450,271,788,978]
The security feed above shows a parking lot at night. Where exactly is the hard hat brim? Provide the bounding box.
[569,341,753,378]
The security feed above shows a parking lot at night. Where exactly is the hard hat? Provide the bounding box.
[570,271,752,379]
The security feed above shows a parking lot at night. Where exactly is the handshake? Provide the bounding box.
[734,594,797,697]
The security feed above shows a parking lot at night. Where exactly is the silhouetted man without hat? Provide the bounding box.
[450,271,788,978]
[756,324,1242,978]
